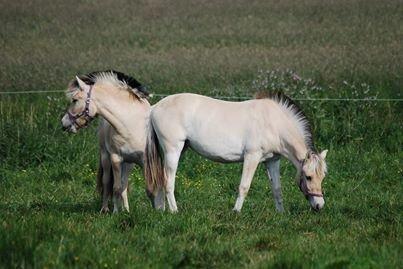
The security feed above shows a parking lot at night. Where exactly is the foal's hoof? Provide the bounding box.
[100,207,110,214]
[232,207,242,213]
[155,205,166,211]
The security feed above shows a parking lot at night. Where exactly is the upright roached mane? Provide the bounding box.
[66,70,149,100]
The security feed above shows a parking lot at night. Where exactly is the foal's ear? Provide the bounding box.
[320,149,328,159]
[76,76,91,92]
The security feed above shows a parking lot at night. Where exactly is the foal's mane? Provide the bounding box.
[67,70,149,99]
[255,91,315,152]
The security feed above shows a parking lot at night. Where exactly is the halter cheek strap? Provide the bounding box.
[299,175,324,197]
[67,86,94,128]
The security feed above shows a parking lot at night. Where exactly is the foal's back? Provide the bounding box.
[151,93,286,162]
[152,93,284,129]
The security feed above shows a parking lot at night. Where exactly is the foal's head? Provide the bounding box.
[298,150,328,211]
[61,70,148,133]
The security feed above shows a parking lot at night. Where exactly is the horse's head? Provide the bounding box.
[61,76,98,133]
[298,150,328,211]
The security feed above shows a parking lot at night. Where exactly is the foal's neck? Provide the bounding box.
[281,138,309,170]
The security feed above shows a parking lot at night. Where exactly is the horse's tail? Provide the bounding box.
[97,120,114,198]
[144,120,166,196]
[96,153,114,198]
[96,153,103,196]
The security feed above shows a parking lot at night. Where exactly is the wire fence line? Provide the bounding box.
[0,89,402,102]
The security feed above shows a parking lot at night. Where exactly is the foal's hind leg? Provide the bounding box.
[163,141,185,213]
[233,153,261,212]
[153,187,166,211]
[265,157,284,212]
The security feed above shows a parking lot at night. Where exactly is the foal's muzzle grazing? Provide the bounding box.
[299,173,325,211]
[309,196,325,211]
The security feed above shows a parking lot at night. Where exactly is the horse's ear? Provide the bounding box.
[131,86,149,99]
[320,149,328,159]
[76,76,91,92]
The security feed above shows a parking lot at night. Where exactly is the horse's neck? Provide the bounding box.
[94,88,149,139]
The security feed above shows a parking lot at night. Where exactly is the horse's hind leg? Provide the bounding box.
[111,154,123,213]
[100,153,112,213]
[265,157,284,212]
[163,141,185,213]
[233,153,261,212]
[120,163,134,212]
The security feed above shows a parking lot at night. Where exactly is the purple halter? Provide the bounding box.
[299,175,323,197]
[67,86,94,128]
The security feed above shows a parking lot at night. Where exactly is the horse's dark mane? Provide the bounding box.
[72,70,149,96]
[255,91,315,152]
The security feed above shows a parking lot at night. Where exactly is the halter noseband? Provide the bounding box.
[299,158,324,198]
[67,86,94,128]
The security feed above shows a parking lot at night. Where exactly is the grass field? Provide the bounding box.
[0,0,402,268]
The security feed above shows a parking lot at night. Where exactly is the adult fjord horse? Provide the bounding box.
[145,92,328,213]
[61,71,150,213]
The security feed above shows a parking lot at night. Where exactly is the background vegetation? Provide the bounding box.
[0,0,401,268]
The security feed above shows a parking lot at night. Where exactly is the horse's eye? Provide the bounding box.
[306,176,312,181]
[72,99,78,103]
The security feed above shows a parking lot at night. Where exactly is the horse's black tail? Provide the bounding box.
[96,153,103,196]
[96,153,114,199]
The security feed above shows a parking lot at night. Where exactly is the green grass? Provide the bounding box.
[0,0,402,268]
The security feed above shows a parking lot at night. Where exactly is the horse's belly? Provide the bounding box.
[121,150,143,164]
[109,140,143,165]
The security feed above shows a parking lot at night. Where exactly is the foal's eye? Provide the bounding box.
[306,176,312,181]
[72,99,78,103]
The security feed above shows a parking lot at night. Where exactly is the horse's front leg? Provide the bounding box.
[265,156,284,212]
[163,141,185,213]
[233,152,261,212]
[111,154,123,213]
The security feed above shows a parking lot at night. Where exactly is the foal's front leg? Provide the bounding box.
[266,157,284,212]
[233,153,261,212]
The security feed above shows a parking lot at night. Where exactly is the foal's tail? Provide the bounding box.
[144,120,166,196]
